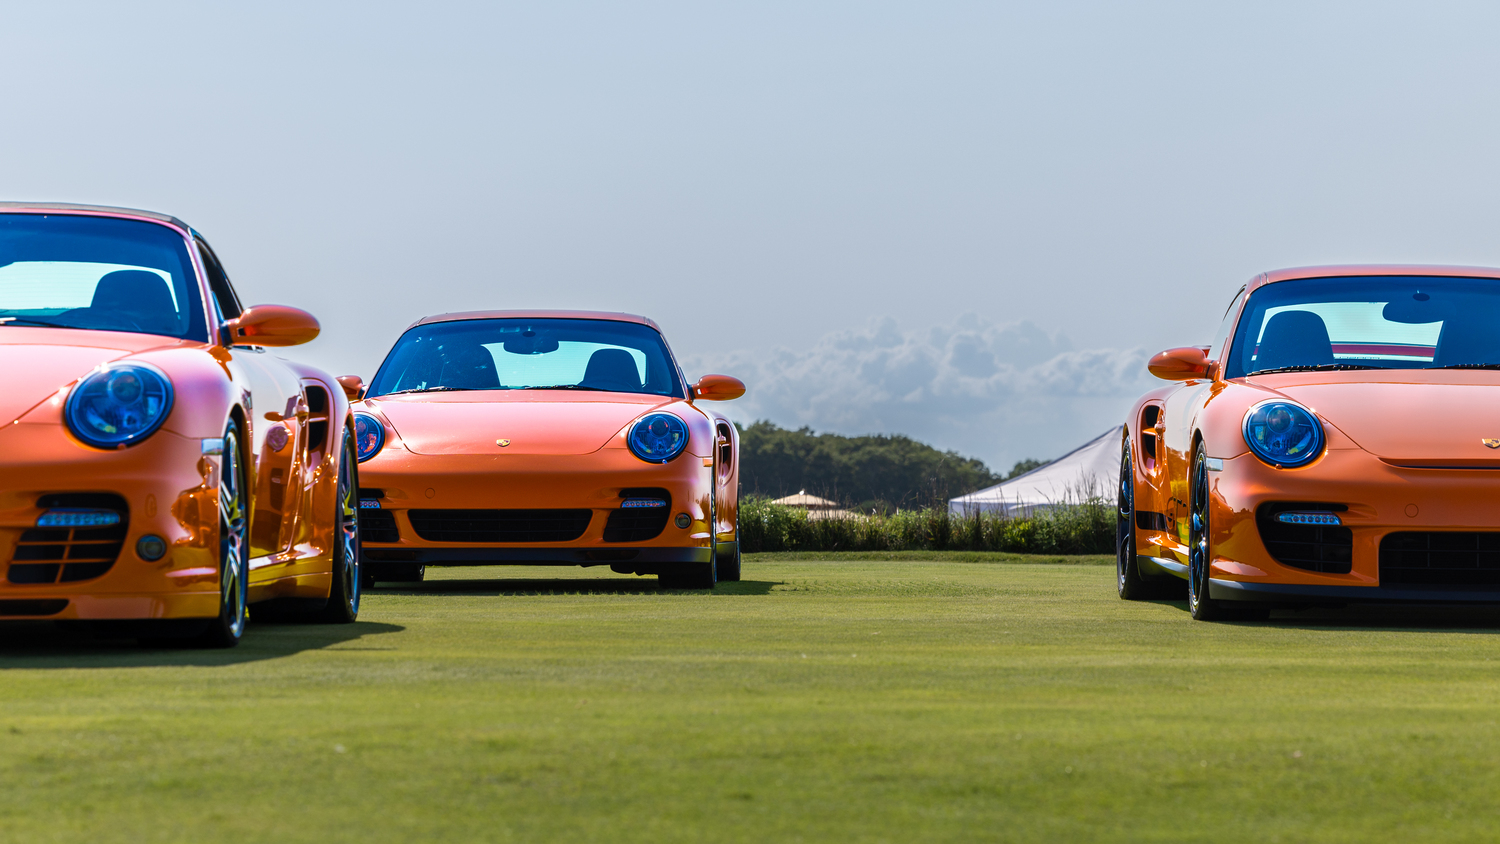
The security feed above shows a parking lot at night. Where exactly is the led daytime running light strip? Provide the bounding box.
[36,509,121,528]
[1276,511,1341,526]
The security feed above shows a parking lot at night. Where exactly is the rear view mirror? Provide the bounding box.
[336,375,365,401]
[1147,347,1212,381]
[227,305,320,347]
[691,374,746,401]
[502,332,560,355]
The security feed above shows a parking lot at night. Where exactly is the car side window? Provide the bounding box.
[196,237,243,321]
[1207,287,1246,363]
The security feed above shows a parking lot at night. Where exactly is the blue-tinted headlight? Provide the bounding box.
[353,412,386,462]
[1243,400,1324,468]
[64,363,173,449]
[627,413,688,463]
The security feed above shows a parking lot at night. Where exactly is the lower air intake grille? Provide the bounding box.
[1380,532,1500,586]
[605,488,671,542]
[358,510,400,543]
[8,494,128,584]
[407,509,592,543]
[1255,502,1352,574]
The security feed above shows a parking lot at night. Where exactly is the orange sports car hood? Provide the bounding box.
[1249,371,1500,465]
[0,329,182,425]
[372,392,680,455]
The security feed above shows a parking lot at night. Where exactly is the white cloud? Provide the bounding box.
[682,313,1156,471]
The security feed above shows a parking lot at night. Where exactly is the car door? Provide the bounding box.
[1161,287,1248,563]
[197,236,309,569]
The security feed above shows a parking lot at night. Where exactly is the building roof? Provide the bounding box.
[772,491,841,509]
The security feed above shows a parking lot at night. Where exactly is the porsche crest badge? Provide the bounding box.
[1485,439,1500,449]
[496,439,511,447]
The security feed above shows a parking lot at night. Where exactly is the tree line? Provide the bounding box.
[736,420,1048,513]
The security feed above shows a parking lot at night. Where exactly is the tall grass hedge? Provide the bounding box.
[739,496,1114,555]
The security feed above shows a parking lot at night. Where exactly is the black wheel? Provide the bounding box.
[1187,441,1267,621]
[195,424,249,647]
[1118,434,1179,601]
[660,545,717,590]
[1117,435,1150,600]
[718,513,742,582]
[316,426,362,623]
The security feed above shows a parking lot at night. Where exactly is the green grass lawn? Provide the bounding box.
[3,556,1500,842]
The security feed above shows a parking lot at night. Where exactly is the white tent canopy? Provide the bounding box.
[949,426,1122,517]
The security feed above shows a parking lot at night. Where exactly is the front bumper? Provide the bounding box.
[0,422,221,619]
[1209,578,1500,604]
[357,445,717,568]
[1184,446,1500,603]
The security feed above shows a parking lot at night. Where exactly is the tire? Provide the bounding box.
[660,548,717,590]
[194,424,250,647]
[718,514,742,582]
[1117,435,1153,600]
[1117,436,1179,600]
[1188,440,1268,622]
[316,426,362,623]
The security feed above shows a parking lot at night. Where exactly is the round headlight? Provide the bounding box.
[64,363,173,449]
[1243,400,1324,468]
[627,413,689,463]
[353,412,386,463]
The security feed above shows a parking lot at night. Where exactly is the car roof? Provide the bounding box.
[408,310,662,332]
[1254,264,1500,291]
[0,202,189,231]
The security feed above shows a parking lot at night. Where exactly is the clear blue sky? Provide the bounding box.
[6,1,1500,468]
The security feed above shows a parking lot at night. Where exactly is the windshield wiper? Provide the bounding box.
[381,386,483,396]
[1247,363,1380,376]
[517,385,608,391]
[1427,363,1500,370]
[0,316,69,328]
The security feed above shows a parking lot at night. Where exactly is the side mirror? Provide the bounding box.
[690,374,746,401]
[336,375,365,402]
[1148,346,1212,381]
[226,305,321,347]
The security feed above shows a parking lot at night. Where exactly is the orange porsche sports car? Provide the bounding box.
[0,203,362,646]
[347,310,745,588]
[1120,264,1500,620]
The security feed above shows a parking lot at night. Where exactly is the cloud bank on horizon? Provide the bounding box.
[683,313,1157,470]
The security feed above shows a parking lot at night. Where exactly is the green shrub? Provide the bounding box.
[737,496,1114,555]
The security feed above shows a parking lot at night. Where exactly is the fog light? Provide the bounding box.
[674,513,691,529]
[136,535,167,561]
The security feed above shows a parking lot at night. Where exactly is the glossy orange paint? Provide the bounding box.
[352,311,744,584]
[0,204,355,627]
[691,374,747,402]
[1123,264,1500,610]
[229,304,321,347]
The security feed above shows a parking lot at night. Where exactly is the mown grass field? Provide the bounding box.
[3,555,1500,842]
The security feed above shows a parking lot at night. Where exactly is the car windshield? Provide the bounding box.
[367,318,685,398]
[0,214,206,341]
[1225,276,1500,378]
